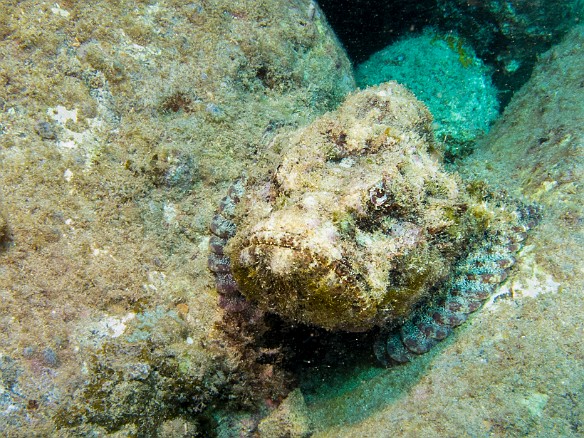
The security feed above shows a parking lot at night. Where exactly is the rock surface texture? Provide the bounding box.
[0,0,353,434]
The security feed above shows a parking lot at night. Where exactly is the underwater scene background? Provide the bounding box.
[0,0,582,436]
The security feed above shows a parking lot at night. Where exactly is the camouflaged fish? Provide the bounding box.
[208,82,539,364]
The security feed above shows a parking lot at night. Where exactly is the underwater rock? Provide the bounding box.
[210,82,511,333]
[0,213,7,242]
[258,388,312,438]
[0,0,355,433]
[356,30,499,160]
[304,26,582,436]
[435,0,582,103]
[321,0,581,107]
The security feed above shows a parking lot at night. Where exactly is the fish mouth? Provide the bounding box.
[234,225,347,276]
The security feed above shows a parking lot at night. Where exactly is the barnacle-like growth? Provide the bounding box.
[226,83,491,332]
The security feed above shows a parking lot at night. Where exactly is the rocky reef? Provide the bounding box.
[434,0,583,103]
[303,25,584,438]
[0,0,353,434]
[356,30,500,160]
[319,0,583,106]
[0,0,582,434]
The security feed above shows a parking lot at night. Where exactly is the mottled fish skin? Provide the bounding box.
[224,84,487,333]
[207,84,542,365]
[211,179,540,365]
[208,178,248,312]
[374,204,541,365]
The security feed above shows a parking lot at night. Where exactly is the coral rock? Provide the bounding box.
[258,388,312,438]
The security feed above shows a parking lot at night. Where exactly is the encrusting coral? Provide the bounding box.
[208,81,539,363]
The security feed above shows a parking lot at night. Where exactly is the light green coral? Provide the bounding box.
[356,30,499,160]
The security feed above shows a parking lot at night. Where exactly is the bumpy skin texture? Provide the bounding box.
[209,82,539,366]
[221,83,497,332]
[374,203,540,364]
[208,179,250,313]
